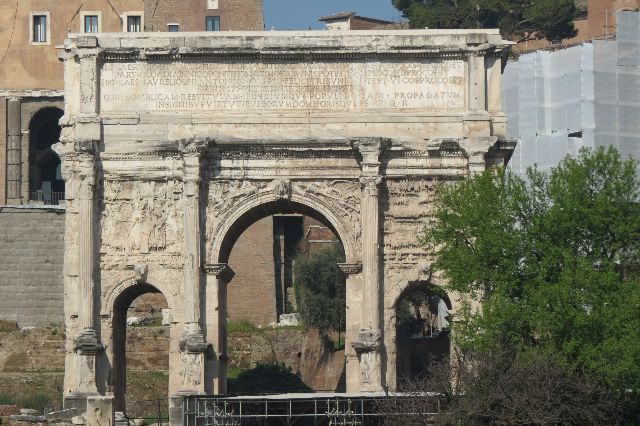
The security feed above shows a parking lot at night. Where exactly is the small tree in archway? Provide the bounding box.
[293,241,346,334]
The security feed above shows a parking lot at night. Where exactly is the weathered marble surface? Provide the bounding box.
[55,30,514,420]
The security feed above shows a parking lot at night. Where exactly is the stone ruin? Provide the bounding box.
[54,30,514,422]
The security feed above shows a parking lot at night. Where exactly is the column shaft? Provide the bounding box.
[78,192,95,330]
[361,183,380,330]
[6,97,22,203]
[183,181,201,326]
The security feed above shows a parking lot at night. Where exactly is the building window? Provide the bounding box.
[84,15,99,33]
[127,15,142,32]
[207,0,219,9]
[32,15,47,43]
[168,24,180,32]
[206,16,220,31]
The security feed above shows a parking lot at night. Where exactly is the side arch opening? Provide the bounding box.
[112,283,169,418]
[395,281,452,389]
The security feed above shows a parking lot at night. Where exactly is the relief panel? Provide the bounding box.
[101,180,184,255]
[382,179,436,274]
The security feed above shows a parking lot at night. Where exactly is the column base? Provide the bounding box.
[179,325,208,354]
[73,328,103,355]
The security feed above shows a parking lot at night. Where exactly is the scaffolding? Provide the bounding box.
[502,12,640,175]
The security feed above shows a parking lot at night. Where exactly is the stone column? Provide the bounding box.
[351,138,387,392]
[338,262,363,393]
[62,140,101,413]
[6,97,22,204]
[72,140,101,385]
[204,263,235,395]
[178,139,209,394]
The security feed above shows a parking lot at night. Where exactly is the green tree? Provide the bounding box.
[392,0,577,42]
[293,242,346,332]
[422,147,640,409]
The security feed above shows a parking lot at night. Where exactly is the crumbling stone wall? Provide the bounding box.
[0,206,64,327]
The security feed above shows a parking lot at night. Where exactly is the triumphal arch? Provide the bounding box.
[55,30,513,415]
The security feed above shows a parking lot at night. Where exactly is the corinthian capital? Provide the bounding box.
[178,137,214,157]
[359,176,382,194]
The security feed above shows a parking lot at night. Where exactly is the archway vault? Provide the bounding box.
[207,181,360,265]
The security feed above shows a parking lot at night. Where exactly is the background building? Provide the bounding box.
[318,12,407,31]
[503,11,640,174]
[515,0,640,52]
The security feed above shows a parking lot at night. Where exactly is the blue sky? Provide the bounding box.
[264,0,405,30]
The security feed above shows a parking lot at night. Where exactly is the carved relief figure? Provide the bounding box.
[101,180,183,255]
[383,179,436,275]
[179,353,203,388]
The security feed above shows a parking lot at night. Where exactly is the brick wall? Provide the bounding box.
[145,0,263,32]
[227,216,278,325]
[349,17,405,30]
[219,0,264,31]
[0,207,65,326]
[588,0,640,39]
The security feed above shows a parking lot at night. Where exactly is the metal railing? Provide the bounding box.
[183,394,441,425]
[30,191,65,205]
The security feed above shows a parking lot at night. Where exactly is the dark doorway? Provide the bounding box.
[28,107,64,204]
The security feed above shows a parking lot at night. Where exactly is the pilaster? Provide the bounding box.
[468,52,487,112]
[204,263,235,395]
[338,263,363,393]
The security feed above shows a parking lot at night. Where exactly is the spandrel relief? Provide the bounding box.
[383,179,436,273]
[205,180,268,245]
[296,180,362,241]
[101,180,183,255]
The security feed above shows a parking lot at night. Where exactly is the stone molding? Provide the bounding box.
[204,263,235,282]
[337,262,362,275]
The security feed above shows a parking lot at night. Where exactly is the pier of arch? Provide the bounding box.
[54,30,514,414]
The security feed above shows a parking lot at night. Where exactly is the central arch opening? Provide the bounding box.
[212,199,349,394]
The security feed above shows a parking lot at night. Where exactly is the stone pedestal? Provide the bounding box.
[86,396,115,426]
[169,395,185,426]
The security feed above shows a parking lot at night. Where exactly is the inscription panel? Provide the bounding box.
[99,60,466,114]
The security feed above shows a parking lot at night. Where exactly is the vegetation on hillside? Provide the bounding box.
[392,0,578,42]
[419,147,640,420]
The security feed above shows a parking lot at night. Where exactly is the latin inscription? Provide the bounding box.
[100,60,466,114]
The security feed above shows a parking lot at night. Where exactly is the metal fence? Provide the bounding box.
[183,394,439,426]
[30,191,65,205]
